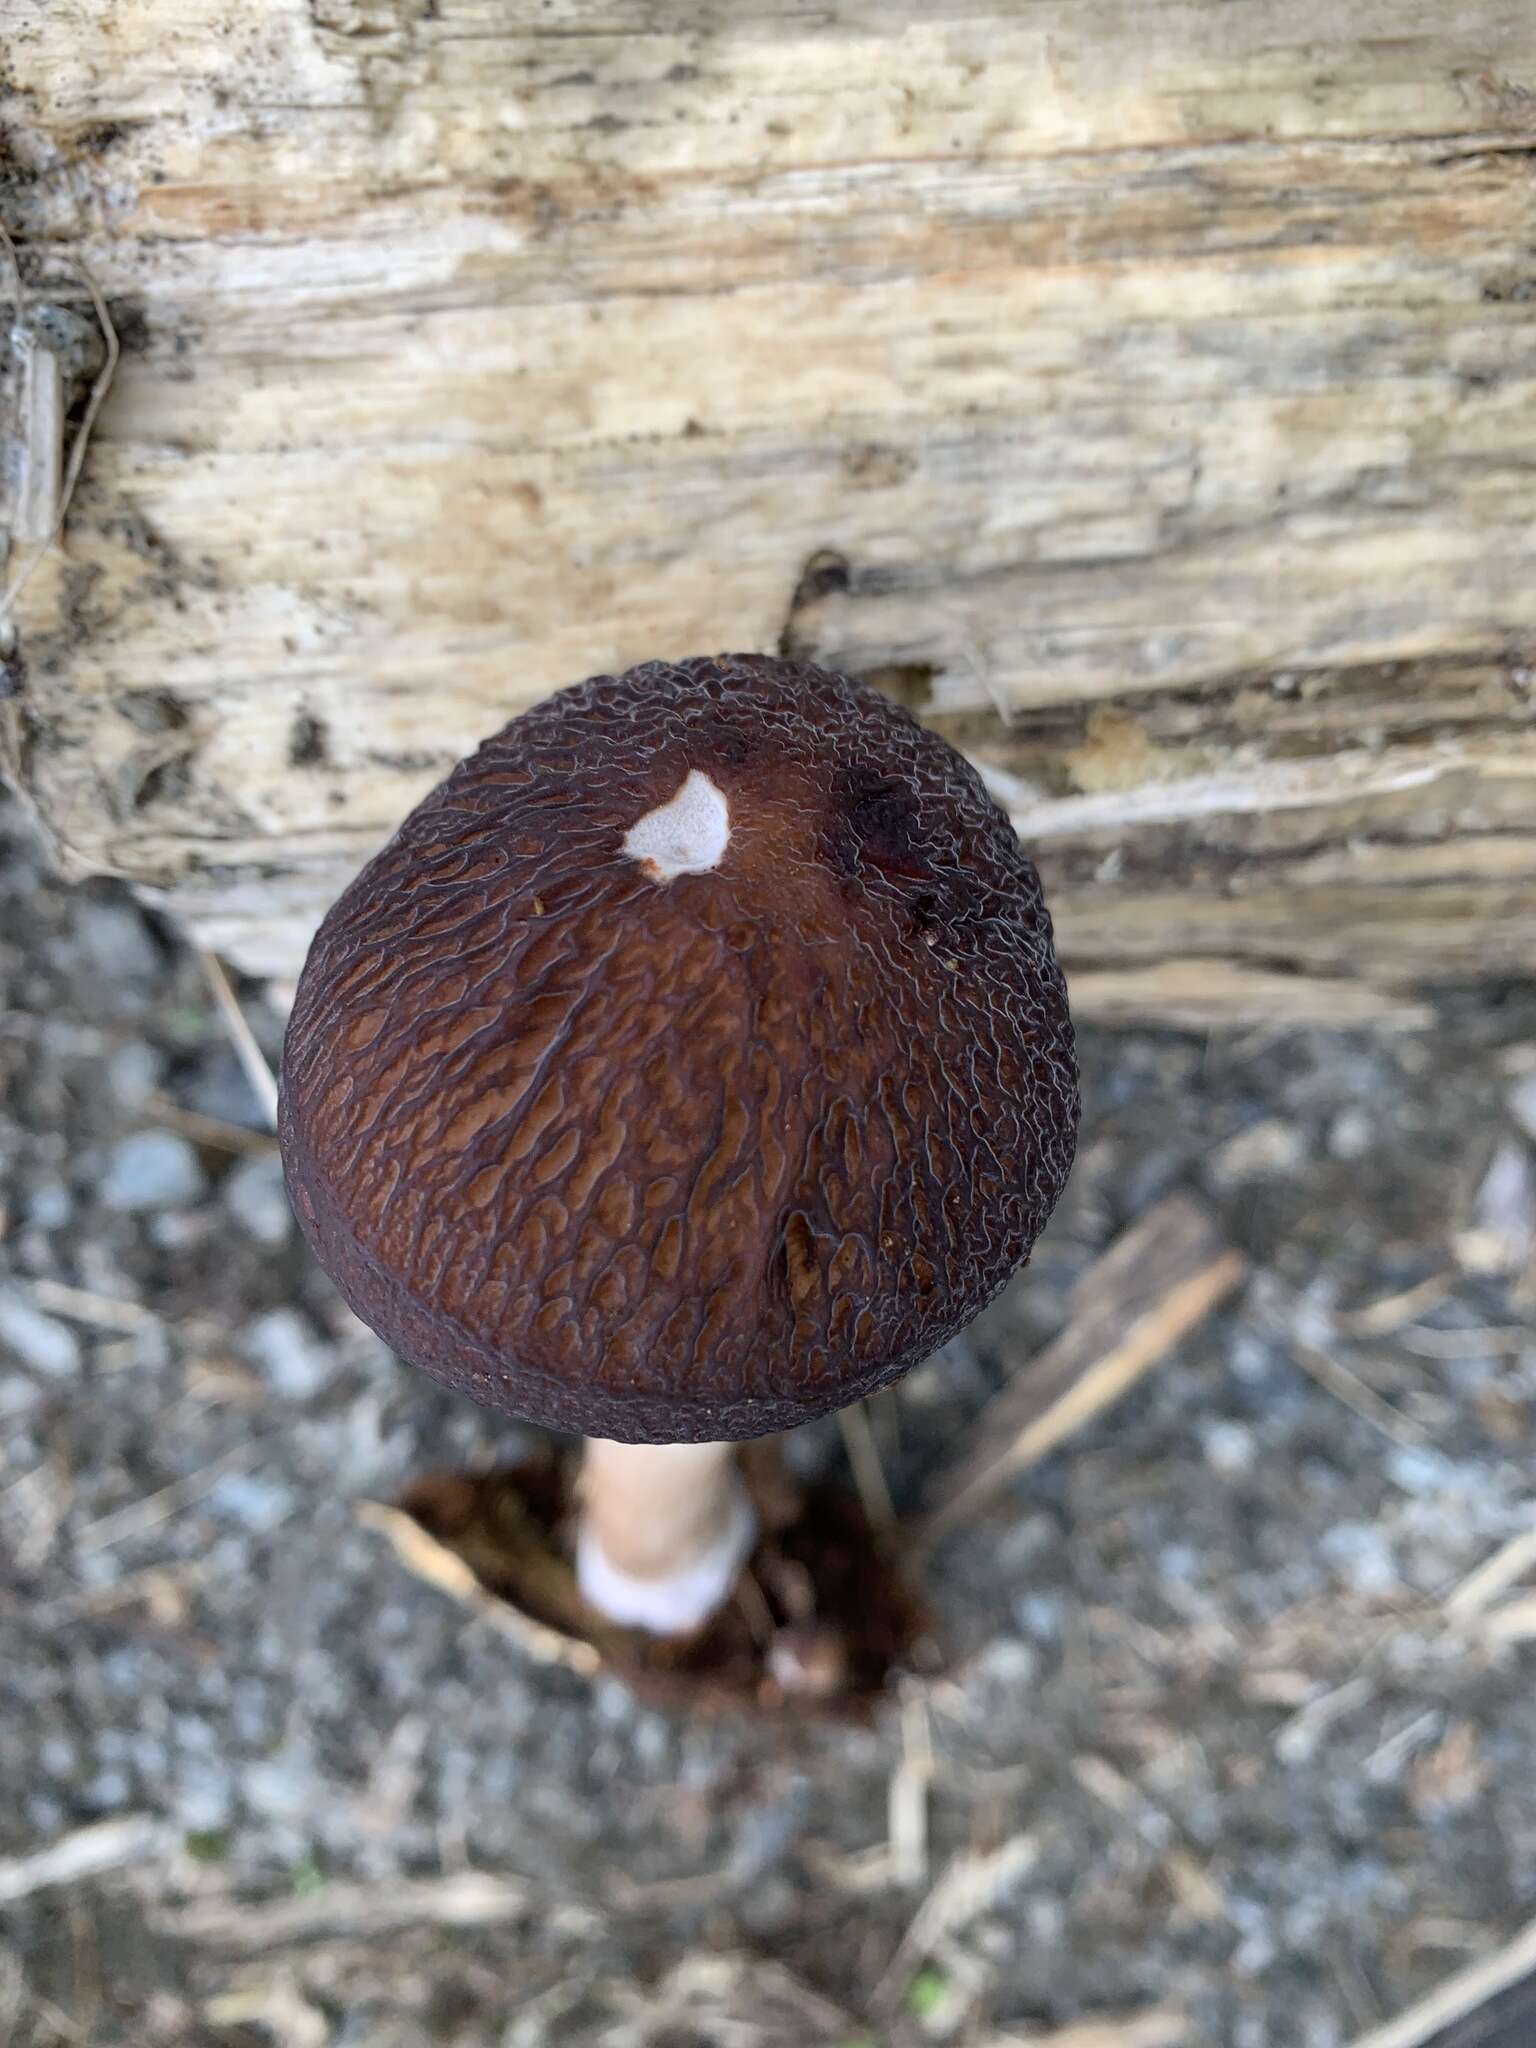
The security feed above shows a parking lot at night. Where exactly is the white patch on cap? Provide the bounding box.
[623,769,730,881]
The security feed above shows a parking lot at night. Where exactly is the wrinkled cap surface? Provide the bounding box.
[279,654,1078,1442]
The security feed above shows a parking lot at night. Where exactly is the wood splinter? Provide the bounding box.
[922,1194,1249,1542]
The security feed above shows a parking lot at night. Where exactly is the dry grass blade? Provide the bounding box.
[1289,1338,1426,1447]
[1443,1524,1536,1620]
[979,2012,1190,2048]
[1336,1275,1454,1337]
[837,1400,896,1530]
[888,1679,934,1887]
[198,948,279,1129]
[873,1832,1039,2012]
[146,1093,279,1155]
[202,1984,328,2048]
[74,1442,258,1555]
[1480,1597,1536,1645]
[156,1871,597,1950]
[600,1954,858,2047]
[924,1197,1247,1539]
[0,1818,169,1905]
[357,1499,602,1677]
[1396,1326,1531,1359]
[1346,1909,1536,2047]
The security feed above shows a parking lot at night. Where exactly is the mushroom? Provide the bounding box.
[279,653,1077,1637]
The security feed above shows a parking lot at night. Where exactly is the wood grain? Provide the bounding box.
[2,3,1534,1012]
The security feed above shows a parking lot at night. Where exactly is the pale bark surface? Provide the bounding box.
[2,4,1534,1018]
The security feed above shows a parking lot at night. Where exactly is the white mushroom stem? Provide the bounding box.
[575,1438,757,1635]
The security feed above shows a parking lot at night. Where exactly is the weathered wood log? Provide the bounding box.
[2,4,1534,1020]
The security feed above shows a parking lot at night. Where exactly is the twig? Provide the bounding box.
[837,1400,896,1531]
[358,1499,603,1678]
[1289,1337,1426,1447]
[202,1986,327,2048]
[977,2016,1189,2048]
[35,1558,209,1627]
[1346,1908,1536,2048]
[923,1197,1247,1540]
[1274,1676,1377,1765]
[1397,1325,1531,1360]
[1443,1522,1536,1621]
[888,1679,934,1888]
[872,1832,1039,2012]
[1335,1274,1454,1337]
[197,948,279,1129]
[74,1441,257,1554]
[1481,1596,1536,1644]
[27,1279,155,1332]
[1363,1709,1442,1782]
[155,1870,597,1949]
[145,1093,278,1155]
[0,1817,169,1906]
[1073,1755,1229,1924]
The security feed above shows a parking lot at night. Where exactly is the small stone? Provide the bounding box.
[1508,1071,1536,1144]
[148,1211,216,1252]
[971,1636,1038,1687]
[243,1308,332,1401]
[222,1152,293,1247]
[106,1042,165,1111]
[0,1289,82,1379]
[1201,1419,1257,1475]
[74,899,163,988]
[208,1470,295,1533]
[1386,1445,1457,1496]
[1327,1108,1374,1160]
[1208,1118,1307,1187]
[1014,1592,1063,1641]
[100,1131,205,1213]
[24,1181,72,1231]
[1455,1141,1536,1276]
[1321,1522,1401,1598]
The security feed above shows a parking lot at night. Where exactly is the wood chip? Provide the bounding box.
[1347,1911,1536,2048]
[923,1197,1247,1539]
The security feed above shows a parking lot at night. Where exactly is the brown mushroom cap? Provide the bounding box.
[279,654,1077,1443]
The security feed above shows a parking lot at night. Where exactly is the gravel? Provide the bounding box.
[0,1289,82,1380]
[98,1130,206,1213]
[1,791,1535,2048]
[221,1152,294,1248]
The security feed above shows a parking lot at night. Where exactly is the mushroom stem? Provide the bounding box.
[575,1438,757,1635]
